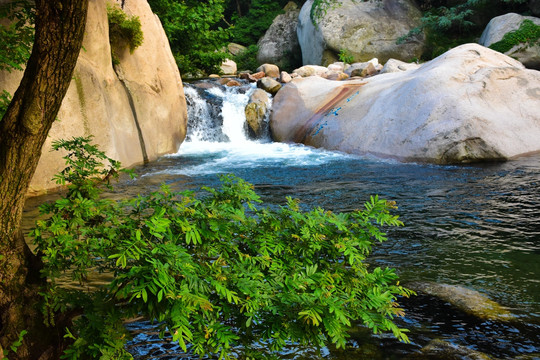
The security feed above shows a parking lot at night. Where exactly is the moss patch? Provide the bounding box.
[489,19,540,54]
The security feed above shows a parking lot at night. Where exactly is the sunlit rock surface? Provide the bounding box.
[271,44,540,164]
[0,0,187,195]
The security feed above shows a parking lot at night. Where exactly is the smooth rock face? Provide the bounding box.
[220,59,238,75]
[293,65,329,77]
[270,44,540,164]
[297,0,425,66]
[407,282,515,322]
[257,3,301,70]
[479,13,540,69]
[0,0,187,195]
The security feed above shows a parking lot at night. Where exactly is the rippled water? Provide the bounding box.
[23,81,540,359]
[110,141,540,359]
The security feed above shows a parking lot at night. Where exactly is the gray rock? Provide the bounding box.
[297,0,425,66]
[245,89,270,139]
[257,3,301,70]
[479,13,540,70]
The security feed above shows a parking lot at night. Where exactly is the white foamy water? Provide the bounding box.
[163,141,354,176]
[161,81,355,177]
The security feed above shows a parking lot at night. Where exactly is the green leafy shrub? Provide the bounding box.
[0,0,34,72]
[489,19,540,53]
[338,49,354,64]
[0,90,12,120]
[33,137,412,359]
[148,0,230,76]
[107,4,144,64]
[232,44,260,72]
[231,0,284,45]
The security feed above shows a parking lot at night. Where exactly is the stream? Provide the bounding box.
[23,80,540,359]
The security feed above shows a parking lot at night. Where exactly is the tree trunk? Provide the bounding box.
[0,1,88,359]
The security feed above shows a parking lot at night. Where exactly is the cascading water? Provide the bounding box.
[184,80,257,143]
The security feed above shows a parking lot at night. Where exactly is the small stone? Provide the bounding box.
[208,74,220,78]
[226,80,241,87]
[256,64,280,78]
[280,71,292,83]
[257,77,282,95]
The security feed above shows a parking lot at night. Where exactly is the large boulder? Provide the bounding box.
[270,44,540,164]
[479,13,540,70]
[297,0,425,66]
[257,2,302,71]
[0,0,187,195]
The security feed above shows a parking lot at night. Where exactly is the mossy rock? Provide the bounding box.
[407,282,515,322]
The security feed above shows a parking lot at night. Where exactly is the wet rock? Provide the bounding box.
[413,339,494,360]
[245,89,270,139]
[407,282,515,322]
[225,79,241,87]
[257,77,282,96]
[256,64,280,78]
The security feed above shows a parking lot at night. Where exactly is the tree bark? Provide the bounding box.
[0,1,88,359]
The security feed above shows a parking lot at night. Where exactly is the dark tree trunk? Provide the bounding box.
[0,1,88,359]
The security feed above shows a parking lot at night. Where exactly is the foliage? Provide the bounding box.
[338,49,354,64]
[230,0,284,46]
[148,0,231,76]
[0,1,34,121]
[33,137,413,359]
[400,0,531,59]
[107,4,144,65]
[0,0,34,72]
[1,330,28,358]
[489,19,540,53]
[0,90,12,120]
[232,44,260,72]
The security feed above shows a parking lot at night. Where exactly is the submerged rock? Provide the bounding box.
[407,282,515,322]
[412,339,494,360]
[270,44,540,164]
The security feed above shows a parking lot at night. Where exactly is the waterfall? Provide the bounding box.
[184,81,258,144]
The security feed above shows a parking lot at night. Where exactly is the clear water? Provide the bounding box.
[23,80,540,359]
